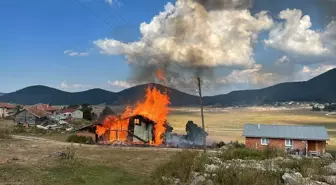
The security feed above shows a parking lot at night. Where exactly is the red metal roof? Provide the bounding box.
[60,108,77,114]
[25,106,51,118]
[35,104,59,112]
[0,103,16,109]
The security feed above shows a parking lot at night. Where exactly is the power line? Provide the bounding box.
[92,0,128,25]
[74,0,170,60]
[74,0,115,28]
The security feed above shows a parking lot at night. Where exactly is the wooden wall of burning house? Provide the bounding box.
[97,115,156,144]
[127,115,155,143]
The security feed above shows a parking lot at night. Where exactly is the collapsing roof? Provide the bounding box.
[243,124,330,141]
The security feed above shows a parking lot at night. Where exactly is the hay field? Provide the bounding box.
[167,107,336,144]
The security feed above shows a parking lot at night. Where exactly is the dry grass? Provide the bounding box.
[168,107,336,143]
[0,138,176,185]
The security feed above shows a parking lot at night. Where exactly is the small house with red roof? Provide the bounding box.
[14,104,58,125]
[0,103,16,118]
[59,108,83,119]
[35,104,59,114]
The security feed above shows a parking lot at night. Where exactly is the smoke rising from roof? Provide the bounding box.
[94,0,273,91]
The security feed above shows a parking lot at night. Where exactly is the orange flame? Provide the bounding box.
[156,69,166,83]
[96,85,170,145]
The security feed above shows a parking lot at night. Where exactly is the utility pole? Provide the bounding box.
[197,77,206,153]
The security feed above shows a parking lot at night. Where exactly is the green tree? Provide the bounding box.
[81,107,93,121]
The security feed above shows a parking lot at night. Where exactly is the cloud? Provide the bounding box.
[94,0,274,89]
[216,64,284,87]
[105,0,113,5]
[105,0,122,6]
[60,81,94,91]
[275,55,290,65]
[295,64,336,81]
[107,80,133,88]
[64,50,89,57]
[322,21,336,54]
[264,9,328,56]
[95,3,273,68]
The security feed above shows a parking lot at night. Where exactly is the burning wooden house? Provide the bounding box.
[97,114,160,145]
[96,86,170,146]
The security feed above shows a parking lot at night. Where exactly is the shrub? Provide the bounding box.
[262,147,285,159]
[218,147,285,161]
[67,135,93,144]
[216,141,226,148]
[230,141,245,148]
[63,145,76,161]
[214,166,283,185]
[12,125,27,133]
[149,150,208,184]
[277,158,329,177]
[219,148,264,160]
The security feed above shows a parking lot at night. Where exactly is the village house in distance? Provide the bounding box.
[0,103,16,119]
[14,104,60,125]
[243,124,330,156]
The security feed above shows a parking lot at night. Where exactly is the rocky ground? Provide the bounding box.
[160,145,336,185]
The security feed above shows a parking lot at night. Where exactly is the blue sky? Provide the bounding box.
[1,0,335,95]
[0,0,169,92]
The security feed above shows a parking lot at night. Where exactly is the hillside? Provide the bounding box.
[0,68,336,106]
[0,84,198,106]
[0,86,118,105]
[0,93,5,96]
[204,68,336,106]
[115,83,199,106]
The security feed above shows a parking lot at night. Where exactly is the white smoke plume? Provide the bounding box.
[94,0,273,90]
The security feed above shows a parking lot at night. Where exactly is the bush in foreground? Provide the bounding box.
[214,166,283,185]
[149,150,284,185]
[149,150,208,184]
[277,158,329,178]
[217,147,285,160]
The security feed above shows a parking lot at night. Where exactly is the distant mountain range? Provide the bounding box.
[0,68,336,106]
[0,83,198,106]
[0,93,5,96]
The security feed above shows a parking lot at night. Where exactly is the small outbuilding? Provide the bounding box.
[243,124,330,156]
[60,109,83,119]
[76,124,100,143]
